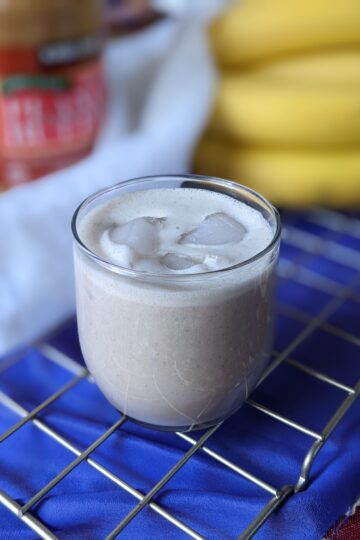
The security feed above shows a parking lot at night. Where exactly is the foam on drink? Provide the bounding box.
[79,188,273,274]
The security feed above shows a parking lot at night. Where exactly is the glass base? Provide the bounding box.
[116,409,234,433]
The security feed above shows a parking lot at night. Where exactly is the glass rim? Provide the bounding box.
[71,174,281,281]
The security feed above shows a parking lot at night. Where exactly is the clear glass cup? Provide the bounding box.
[72,175,281,431]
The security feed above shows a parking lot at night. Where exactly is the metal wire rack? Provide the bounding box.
[0,209,359,539]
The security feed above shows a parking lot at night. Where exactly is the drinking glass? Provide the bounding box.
[72,175,281,431]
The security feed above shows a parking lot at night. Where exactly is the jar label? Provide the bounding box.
[0,43,106,188]
[0,60,105,156]
[38,36,103,67]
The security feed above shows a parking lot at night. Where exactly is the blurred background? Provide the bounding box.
[1,4,360,539]
[1,0,360,352]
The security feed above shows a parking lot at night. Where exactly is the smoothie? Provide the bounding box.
[73,179,280,430]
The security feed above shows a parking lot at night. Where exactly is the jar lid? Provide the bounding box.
[0,0,103,47]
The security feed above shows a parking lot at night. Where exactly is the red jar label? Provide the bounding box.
[0,60,105,157]
[0,40,106,188]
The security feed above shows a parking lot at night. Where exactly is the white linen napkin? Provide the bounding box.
[0,14,217,354]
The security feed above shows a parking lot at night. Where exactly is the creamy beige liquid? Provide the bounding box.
[74,188,277,429]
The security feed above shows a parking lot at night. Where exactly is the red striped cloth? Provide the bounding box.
[324,501,360,540]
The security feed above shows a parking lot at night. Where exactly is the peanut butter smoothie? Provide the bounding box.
[72,176,280,431]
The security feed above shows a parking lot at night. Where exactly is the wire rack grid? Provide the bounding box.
[0,209,359,540]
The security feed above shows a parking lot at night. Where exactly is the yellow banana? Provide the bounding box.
[209,74,360,146]
[194,139,360,207]
[248,49,360,85]
[211,0,360,66]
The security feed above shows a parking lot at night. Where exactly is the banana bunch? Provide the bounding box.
[195,0,360,206]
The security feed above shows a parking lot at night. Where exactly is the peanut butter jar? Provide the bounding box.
[0,0,106,189]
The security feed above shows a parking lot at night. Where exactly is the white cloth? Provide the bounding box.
[0,16,217,354]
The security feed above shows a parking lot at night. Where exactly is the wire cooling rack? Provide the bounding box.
[0,209,360,539]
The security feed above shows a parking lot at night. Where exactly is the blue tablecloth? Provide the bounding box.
[1,212,359,539]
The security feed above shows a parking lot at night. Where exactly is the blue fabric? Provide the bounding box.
[1,213,359,540]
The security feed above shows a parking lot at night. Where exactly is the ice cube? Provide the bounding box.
[162,252,202,271]
[180,213,247,246]
[109,244,136,268]
[135,258,164,273]
[100,231,137,267]
[109,217,165,257]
